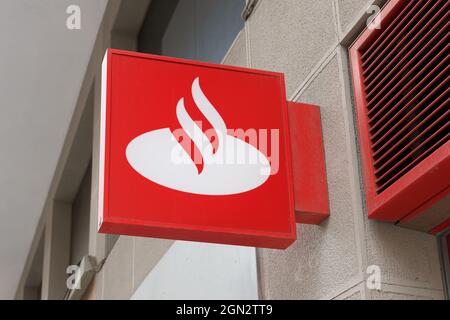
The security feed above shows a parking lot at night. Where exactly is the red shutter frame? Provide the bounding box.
[349,0,450,222]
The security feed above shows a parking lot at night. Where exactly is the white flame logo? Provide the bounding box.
[126,77,271,195]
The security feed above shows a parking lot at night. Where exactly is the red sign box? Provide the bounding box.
[98,49,296,249]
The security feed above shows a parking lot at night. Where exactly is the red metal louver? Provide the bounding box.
[349,0,450,223]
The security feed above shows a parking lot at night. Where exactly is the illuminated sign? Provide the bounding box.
[98,49,297,249]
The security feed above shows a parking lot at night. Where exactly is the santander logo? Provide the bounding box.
[125,77,273,195]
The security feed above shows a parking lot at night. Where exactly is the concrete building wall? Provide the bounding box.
[246,0,444,300]
[70,166,91,266]
[1,0,108,300]
[130,242,258,300]
[75,0,446,300]
[15,0,447,300]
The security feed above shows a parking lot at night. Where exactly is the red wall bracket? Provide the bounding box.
[288,102,330,224]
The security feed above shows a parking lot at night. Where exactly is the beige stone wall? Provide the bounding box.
[243,0,444,300]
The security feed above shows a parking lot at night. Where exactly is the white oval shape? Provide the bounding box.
[125,128,271,195]
[125,77,271,195]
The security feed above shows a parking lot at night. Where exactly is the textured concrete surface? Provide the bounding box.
[399,195,450,232]
[16,0,446,300]
[368,283,443,300]
[93,267,104,300]
[70,168,91,266]
[248,0,338,96]
[333,283,365,300]
[0,0,107,299]
[364,220,443,291]
[133,237,174,290]
[258,56,362,299]
[222,29,248,68]
[106,0,445,300]
[102,236,134,300]
[42,201,72,300]
[129,27,250,298]
[81,271,97,300]
[96,236,174,299]
[336,0,372,32]
[162,0,245,63]
[80,268,102,300]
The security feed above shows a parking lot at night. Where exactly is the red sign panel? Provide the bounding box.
[98,49,296,249]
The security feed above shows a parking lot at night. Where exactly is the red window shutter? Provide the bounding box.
[349,0,450,222]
